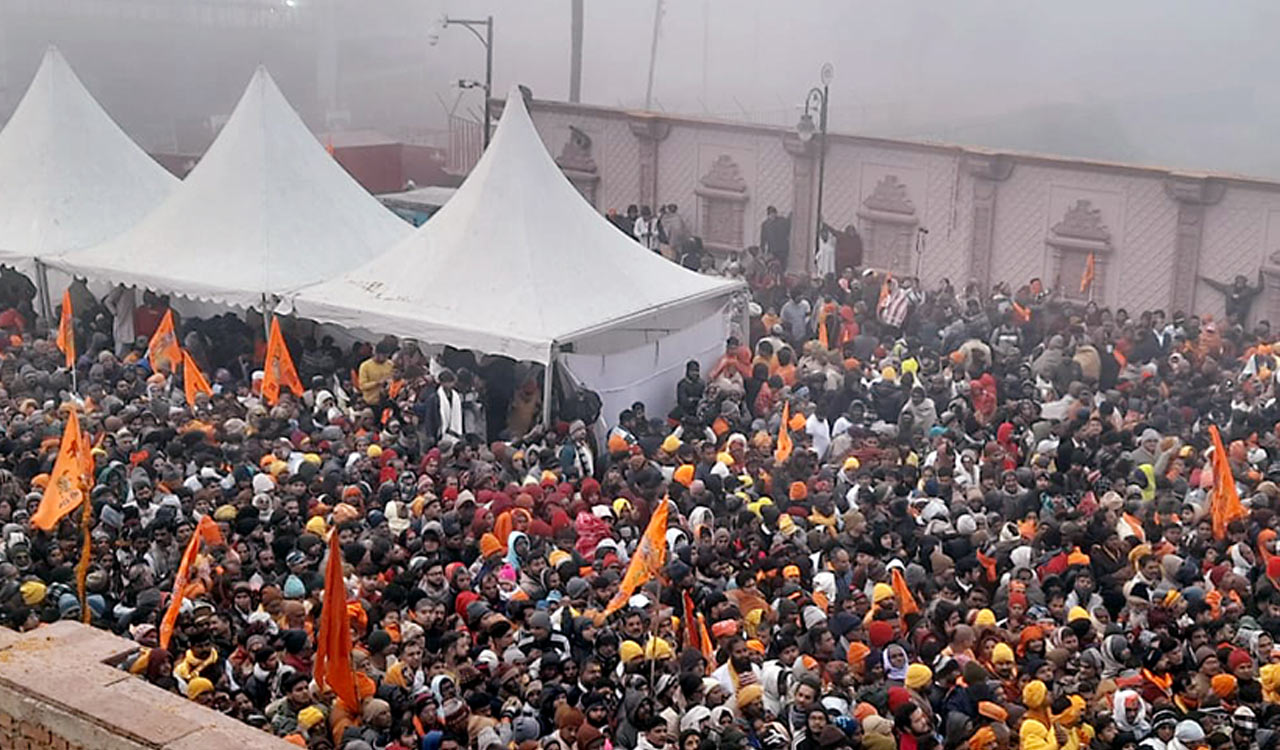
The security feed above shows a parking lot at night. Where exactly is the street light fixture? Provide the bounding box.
[797,63,833,277]
[440,15,494,148]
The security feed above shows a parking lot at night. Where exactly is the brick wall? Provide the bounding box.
[0,622,293,750]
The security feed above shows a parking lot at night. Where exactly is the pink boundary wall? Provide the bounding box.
[526,98,1280,326]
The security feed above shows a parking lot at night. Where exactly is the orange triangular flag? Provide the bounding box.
[697,613,715,674]
[1208,425,1247,540]
[891,567,920,616]
[1080,252,1096,294]
[56,289,75,368]
[32,409,91,531]
[181,349,213,406]
[147,309,181,373]
[775,401,793,463]
[262,317,303,405]
[604,499,670,615]
[877,272,894,312]
[315,531,359,710]
[159,515,224,650]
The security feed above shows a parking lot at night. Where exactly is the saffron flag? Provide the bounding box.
[603,499,670,615]
[181,349,213,405]
[1208,424,1247,540]
[56,289,75,368]
[775,401,793,463]
[159,515,224,649]
[891,566,920,616]
[262,317,303,405]
[315,530,359,710]
[1080,252,1096,294]
[877,273,894,312]
[147,309,181,373]
[32,408,92,531]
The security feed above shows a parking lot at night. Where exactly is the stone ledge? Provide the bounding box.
[0,624,294,750]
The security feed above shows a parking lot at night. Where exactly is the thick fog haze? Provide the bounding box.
[2,0,1277,176]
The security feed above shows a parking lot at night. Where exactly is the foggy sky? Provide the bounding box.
[3,0,1277,177]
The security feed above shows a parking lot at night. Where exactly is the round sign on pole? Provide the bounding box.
[820,62,835,86]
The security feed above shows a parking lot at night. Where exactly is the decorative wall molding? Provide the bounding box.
[1048,199,1111,302]
[696,154,749,254]
[857,175,919,273]
[1165,176,1225,313]
[627,114,671,211]
[555,126,600,205]
[965,151,1015,287]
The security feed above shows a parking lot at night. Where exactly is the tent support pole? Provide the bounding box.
[35,260,52,325]
[541,345,556,427]
[261,293,272,340]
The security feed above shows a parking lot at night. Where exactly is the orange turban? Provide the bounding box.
[789,482,808,500]
[480,533,503,558]
[847,642,871,665]
[1211,673,1237,698]
[969,727,997,750]
[673,464,695,487]
[977,701,1008,722]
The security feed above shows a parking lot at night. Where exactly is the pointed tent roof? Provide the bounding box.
[0,47,176,271]
[51,67,409,308]
[290,87,742,363]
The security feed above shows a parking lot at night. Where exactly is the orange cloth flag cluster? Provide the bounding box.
[56,289,75,368]
[775,401,794,463]
[315,530,359,710]
[1208,424,1247,540]
[891,567,920,616]
[32,408,93,531]
[147,309,181,373]
[159,516,224,649]
[263,317,303,405]
[603,499,670,615]
[1080,252,1096,294]
[182,349,213,405]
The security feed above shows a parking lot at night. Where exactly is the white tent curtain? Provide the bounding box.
[559,302,732,431]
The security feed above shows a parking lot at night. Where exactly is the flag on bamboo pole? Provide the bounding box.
[159,516,224,649]
[775,401,793,463]
[603,499,669,615]
[1080,252,1096,294]
[32,408,91,531]
[262,317,303,405]
[891,566,920,616]
[1208,424,1247,539]
[315,530,359,710]
[182,349,213,405]
[56,289,75,368]
[147,309,181,373]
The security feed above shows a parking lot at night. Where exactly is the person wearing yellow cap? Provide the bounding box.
[973,608,997,628]
[643,637,674,662]
[660,434,681,455]
[1021,679,1050,727]
[619,640,644,665]
[19,580,46,607]
[905,663,933,691]
[305,515,327,537]
[187,676,215,705]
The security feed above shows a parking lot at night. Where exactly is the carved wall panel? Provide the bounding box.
[695,153,750,254]
[856,174,919,274]
[555,125,600,206]
[1047,198,1112,303]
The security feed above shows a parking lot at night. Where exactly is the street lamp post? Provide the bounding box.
[796,64,833,277]
[443,15,494,148]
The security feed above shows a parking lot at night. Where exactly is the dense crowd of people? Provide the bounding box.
[2,239,1280,750]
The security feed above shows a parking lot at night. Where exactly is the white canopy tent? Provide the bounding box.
[288,86,743,421]
[48,67,409,310]
[0,46,176,281]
